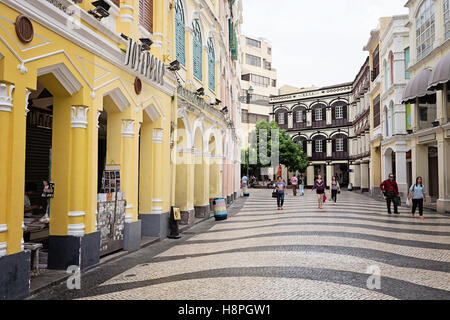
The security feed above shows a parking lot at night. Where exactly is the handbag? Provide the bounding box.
[323,194,327,203]
[272,190,277,198]
[396,196,402,207]
[406,198,411,206]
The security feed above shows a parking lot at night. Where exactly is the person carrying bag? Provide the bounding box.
[380,173,400,215]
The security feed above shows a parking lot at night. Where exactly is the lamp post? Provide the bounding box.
[246,86,254,179]
[246,86,254,104]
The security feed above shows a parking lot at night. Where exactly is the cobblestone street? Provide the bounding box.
[30,190,450,300]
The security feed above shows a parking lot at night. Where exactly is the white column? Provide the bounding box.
[326,140,332,158]
[326,107,332,125]
[326,164,333,189]
[361,162,369,191]
[354,163,361,189]
[306,110,312,127]
[307,140,312,158]
[395,149,408,198]
[306,165,314,187]
[288,112,293,129]
[437,136,450,213]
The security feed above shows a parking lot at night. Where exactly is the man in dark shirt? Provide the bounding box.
[380,173,399,215]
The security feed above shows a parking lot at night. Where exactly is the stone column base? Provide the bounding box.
[227,195,232,204]
[139,212,169,239]
[195,204,211,218]
[48,231,100,271]
[124,220,142,252]
[179,209,195,226]
[437,199,450,214]
[0,251,30,300]
[234,191,237,199]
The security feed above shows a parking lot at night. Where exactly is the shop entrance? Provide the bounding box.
[23,82,54,270]
[96,105,126,257]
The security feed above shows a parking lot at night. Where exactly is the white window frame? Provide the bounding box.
[296,110,303,123]
[315,108,323,121]
[336,138,344,152]
[315,140,323,153]
[335,106,344,119]
[416,0,435,61]
[445,0,450,40]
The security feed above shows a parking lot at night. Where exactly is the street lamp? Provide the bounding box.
[246,86,254,104]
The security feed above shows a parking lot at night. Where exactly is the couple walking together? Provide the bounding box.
[274,175,340,210]
[312,175,341,209]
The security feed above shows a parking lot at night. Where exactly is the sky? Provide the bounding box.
[242,0,409,89]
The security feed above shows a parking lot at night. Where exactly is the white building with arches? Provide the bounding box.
[379,14,411,198]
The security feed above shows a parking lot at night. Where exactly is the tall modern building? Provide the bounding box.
[239,35,278,149]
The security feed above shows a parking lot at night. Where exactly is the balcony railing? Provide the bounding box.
[332,151,349,160]
[311,152,327,160]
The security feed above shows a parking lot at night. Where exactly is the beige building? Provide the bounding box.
[401,0,450,213]
[239,35,278,149]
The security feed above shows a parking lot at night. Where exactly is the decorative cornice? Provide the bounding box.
[153,128,164,143]
[122,120,135,138]
[0,242,6,257]
[68,211,85,217]
[125,214,133,223]
[71,106,89,128]
[68,223,85,237]
[25,89,31,116]
[0,83,14,112]
[37,63,82,95]
[152,207,162,214]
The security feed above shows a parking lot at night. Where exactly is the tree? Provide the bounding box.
[242,120,309,178]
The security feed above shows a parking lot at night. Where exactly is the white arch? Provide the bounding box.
[204,124,220,154]
[103,87,130,112]
[192,116,205,149]
[142,95,165,121]
[190,12,208,46]
[37,63,82,96]
[176,108,192,147]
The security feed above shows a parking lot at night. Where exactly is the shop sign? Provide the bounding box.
[45,0,77,16]
[124,38,165,86]
[177,85,224,119]
[270,85,352,104]
[418,133,436,144]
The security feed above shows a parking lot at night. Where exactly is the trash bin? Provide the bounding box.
[213,197,227,221]
[348,183,353,191]
[243,186,250,197]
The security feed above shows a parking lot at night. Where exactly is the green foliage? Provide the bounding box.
[241,120,309,176]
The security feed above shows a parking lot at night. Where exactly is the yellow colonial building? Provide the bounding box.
[0,0,242,299]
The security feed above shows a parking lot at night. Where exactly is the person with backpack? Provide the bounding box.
[380,173,399,215]
[408,176,427,220]
[330,176,341,204]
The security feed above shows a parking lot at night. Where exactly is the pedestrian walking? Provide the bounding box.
[380,173,399,215]
[241,175,248,188]
[331,176,340,204]
[408,176,427,220]
[312,174,326,209]
[291,176,298,196]
[298,175,304,196]
[274,176,286,210]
